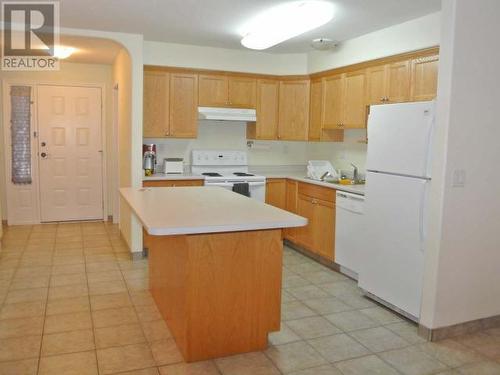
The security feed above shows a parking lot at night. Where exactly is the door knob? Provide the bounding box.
[40,152,48,158]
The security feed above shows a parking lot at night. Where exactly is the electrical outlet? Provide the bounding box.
[452,169,466,188]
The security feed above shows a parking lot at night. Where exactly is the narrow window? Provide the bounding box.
[10,86,32,184]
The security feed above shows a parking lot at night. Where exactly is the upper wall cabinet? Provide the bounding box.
[247,79,280,140]
[366,61,411,104]
[198,74,256,108]
[143,70,198,138]
[309,79,343,142]
[323,70,367,130]
[410,55,439,101]
[278,79,310,141]
[144,71,170,137]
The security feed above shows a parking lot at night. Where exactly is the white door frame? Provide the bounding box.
[1,79,109,224]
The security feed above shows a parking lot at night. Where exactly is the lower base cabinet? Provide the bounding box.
[265,179,336,262]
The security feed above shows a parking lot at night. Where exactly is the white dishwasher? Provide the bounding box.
[335,191,365,280]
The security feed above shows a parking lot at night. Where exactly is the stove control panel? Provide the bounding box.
[192,150,247,166]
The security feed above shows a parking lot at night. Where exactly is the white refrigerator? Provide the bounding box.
[358,100,435,321]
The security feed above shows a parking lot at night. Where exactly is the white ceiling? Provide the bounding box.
[59,35,121,64]
[59,0,441,53]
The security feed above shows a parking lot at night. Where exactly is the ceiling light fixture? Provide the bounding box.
[240,1,335,50]
[53,46,76,59]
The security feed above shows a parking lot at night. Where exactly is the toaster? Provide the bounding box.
[163,158,184,174]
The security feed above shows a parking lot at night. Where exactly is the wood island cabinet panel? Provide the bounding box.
[169,73,198,138]
[198,74,228,107]
[278,80,310,141]
[228,77,256,108]
[322,75,344,129]
[342,70,367,129]
[386,61,411,103]
[144,71,170,137]
[265,178,287,210]
[248,79,279,140]
[410,55,439,101]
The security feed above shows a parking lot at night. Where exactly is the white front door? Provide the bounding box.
[37,85,103,222]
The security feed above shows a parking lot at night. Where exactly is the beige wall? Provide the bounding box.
[112,49,133,248]
[421,0,500,329]
[0,61,114,221]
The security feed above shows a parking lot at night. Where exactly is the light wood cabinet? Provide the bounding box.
[247,79,279,140]
[284,179,298,242]
[143,179,204,188]
[410,55,439,101]
[198,74,228,107]
[144,71,169,137]
[143,71,198,138]
[278,80,310,140]
[309,79,323,141]
[199,74,256,108]
[169,73,198,138]
[289,182,336,261]
[367,62,411,104]
[265,178,287,210]
[323,71,367,130]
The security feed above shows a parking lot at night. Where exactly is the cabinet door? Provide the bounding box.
[198,74,228,106]
[255,79,279,140]
[309,79,323,141]
[228,77,256,108]
[296,194,316,251]
[169,73,198,138]
[410,55,439,101]
[284,180,298,242]
[386,61,411,103]
[313,200,335,261]
[144,71,169,137]
[343,70,367,129]
[278,80,310,141]
[366,65,387,105]
[265,179,286,210]
[322,75,344,129]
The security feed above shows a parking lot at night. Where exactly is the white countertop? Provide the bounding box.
[143,171,365,195]
[120,186,308,236]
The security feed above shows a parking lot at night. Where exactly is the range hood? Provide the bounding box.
[198,106,256,122]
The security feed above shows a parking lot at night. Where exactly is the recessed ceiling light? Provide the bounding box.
[240,1,335,50]
[53,46,76,59]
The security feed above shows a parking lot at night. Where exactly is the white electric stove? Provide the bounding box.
[191,150,266,202]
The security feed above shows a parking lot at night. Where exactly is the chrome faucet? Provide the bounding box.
[351,163,359,182]
[320,171,332,181]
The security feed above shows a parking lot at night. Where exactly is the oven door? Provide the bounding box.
[204,181,266,202]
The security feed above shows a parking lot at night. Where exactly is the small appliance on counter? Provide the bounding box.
[143,144,157,176]
[163,158,184,174]
[307,160,339,181]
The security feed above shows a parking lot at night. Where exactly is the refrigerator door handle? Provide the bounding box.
[418,181,428,252]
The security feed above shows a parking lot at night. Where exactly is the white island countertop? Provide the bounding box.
[120,186,307,236]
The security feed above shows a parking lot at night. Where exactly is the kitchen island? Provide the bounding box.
[120,186,307,362]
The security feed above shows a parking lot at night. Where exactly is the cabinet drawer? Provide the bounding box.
[298,182,335,203]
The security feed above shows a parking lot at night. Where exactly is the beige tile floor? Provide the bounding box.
[0,222,500,375]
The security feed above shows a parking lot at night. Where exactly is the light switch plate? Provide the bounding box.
[452,169,466,187]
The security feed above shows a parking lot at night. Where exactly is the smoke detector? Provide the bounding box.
[311,38,337,51]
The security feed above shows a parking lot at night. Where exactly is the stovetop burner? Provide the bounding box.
[202,172,223,177]
[233,172,254,176]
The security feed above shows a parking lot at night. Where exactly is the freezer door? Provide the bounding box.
[358,172,428,319]
[367,101,435,178]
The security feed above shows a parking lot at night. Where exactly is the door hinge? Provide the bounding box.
[33,131,38,138]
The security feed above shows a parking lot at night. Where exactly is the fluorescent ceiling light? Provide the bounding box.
[53,46,76,59]
[240,1,335,50]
